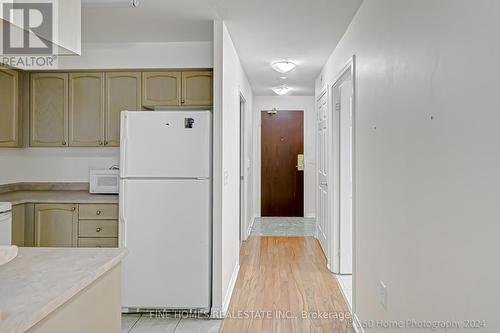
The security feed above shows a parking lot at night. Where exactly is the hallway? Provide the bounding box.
[221,237,354,333]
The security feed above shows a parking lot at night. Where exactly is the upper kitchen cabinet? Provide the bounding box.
[105,72,142,146]
[0,68,21,147]
[69,73,105,147]
[30,73,69,147]
[142,71,181,107]
[181,71,213,106]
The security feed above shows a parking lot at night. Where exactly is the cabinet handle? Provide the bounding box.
[181,99,185,104]
[96,227,102,233]
[96,210,102,215]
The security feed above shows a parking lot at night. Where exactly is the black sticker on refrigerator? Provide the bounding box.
[185,118,194,129]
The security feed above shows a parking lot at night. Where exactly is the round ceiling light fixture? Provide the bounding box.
[271,60,296,74]
[272,85,291,96]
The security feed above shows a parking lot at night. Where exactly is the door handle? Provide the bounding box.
[321,182,328,186]
[296,154,305,171]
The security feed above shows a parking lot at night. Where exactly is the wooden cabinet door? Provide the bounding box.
[30,73,69,147]
[105,72,141,146]
[142,71,181,106]
[69,73,105,147]
[181,71,213,106]
[35,204,78,247]
[0,68,20,147]
[11,204,25,247]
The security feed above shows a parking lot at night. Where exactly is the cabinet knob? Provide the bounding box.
[96,227,102,233]
[71,207,76,211]
[104,141,108,146]
[98,141,103,146]
[96,210,102,215]
[181,99,185,104]
[62,141,67,146]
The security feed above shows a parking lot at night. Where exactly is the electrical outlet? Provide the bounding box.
[379,281,388,310]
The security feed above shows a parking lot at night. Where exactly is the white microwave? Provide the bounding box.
[89,169,120,194]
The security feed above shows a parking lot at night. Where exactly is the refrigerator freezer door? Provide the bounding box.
[120,179,211,309]
[121,111,211,179]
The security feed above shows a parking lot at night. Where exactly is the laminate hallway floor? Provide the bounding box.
[221,237,354,333]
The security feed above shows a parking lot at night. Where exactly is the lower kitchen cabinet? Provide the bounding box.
[11,203,34,247]
[78,203,119,248]
[11,205,25,246]
[34,204,78,247]
[10,202,118,248]
[78,220,118,238]
[78,237,118,248]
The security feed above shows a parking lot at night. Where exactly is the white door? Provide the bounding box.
[339,80,353,274]
[120,179,211,309]
[316,91,329,260]
[120,111,211,178]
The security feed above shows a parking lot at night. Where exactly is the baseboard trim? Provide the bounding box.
[215,263,240,318]
[334,274,352,312]
[353,313,365,333]
[246,216,256,239]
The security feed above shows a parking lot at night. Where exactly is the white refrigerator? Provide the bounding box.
[120,111,211,311]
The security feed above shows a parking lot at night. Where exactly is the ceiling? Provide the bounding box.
[82,0,363,96]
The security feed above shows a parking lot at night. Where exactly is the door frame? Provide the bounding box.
[239,93,247,245]
[315,89,331,267]
[328,55,356,311]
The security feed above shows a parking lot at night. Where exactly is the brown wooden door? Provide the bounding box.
[261,111,304,216]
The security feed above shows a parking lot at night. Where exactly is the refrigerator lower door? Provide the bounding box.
[120,179,211,309]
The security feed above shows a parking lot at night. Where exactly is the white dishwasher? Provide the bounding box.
[0,202,12,245]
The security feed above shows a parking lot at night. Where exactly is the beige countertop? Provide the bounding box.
[0,190,118,206]
[0,247,127,333]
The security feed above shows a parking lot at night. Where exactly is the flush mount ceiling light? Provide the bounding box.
[272,85,291,96]
[271,60,296,74]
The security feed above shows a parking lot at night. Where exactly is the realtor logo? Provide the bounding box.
[2,2,53,54]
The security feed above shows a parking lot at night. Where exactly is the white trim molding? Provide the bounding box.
[223,264,240,315]
[353,313,365,333]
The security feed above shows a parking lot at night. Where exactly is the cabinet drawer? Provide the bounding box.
[79,220,118,238]
[78,237,118,248]
[79,204,118,220]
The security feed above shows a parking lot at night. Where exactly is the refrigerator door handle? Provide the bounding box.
[120,138,127,178]
[119,181,127,248]
[120,112,129,178]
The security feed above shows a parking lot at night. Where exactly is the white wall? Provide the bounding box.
[0,41,213,186]
[317,0,500,331]
[212,21,254,315]
[0,148,118,185]
[57,42,213,70]
[252,96,316,218]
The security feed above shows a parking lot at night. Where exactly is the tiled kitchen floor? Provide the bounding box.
[251,217,316,236]
[122,314,222,333]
